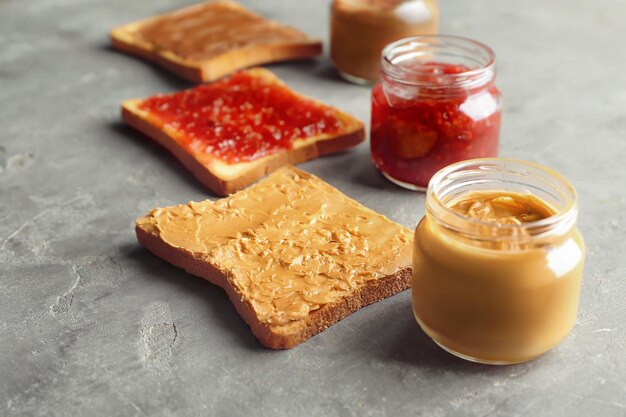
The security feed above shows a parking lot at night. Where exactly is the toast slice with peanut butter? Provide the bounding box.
[110,0,322,83]
[135,167,412,349]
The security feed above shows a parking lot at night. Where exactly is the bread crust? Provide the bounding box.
[110,1,323,83]
[136,224,411,349]
[121,69,365,196]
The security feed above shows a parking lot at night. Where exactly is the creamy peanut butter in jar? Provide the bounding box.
[412,158,585,364]
[330,0,439,84]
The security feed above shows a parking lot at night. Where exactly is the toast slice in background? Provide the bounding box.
[136,167,413,349]
[122,68,364,196]
[110,0,322,83]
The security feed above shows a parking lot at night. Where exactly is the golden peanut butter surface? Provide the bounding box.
[137,168,413,326]
[448,191,556,225]
[135,1,311,62]
[335,0,405,10]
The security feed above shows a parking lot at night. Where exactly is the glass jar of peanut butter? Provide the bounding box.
[412,158,585,364]
[330,0,439,84]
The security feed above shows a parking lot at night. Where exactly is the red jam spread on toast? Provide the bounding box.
[138,71,345,164]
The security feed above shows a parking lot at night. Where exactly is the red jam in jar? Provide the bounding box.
[370,35,502,190]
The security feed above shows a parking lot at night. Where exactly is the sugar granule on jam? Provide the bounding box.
[139,72,345,164]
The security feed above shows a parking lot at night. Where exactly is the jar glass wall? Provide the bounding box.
[371,35,502,190]
[412,158,585,364]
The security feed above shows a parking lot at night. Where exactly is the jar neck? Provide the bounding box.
[425,158,579,250]
[381,35,496,98]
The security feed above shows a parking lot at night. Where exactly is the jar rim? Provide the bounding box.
[381,35,496,88]
[426,158,578,240]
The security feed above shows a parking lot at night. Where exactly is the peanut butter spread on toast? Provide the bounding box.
[135,1,313,61]
[137,167,412,325]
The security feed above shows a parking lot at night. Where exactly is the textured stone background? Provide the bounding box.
[1,0,625,416]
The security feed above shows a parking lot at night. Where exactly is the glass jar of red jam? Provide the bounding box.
[370,35,502,190]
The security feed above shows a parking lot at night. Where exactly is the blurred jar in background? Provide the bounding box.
[371,35,502,190]
[330,0,439,84]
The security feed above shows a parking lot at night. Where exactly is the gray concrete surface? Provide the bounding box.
[1,0,625,416]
